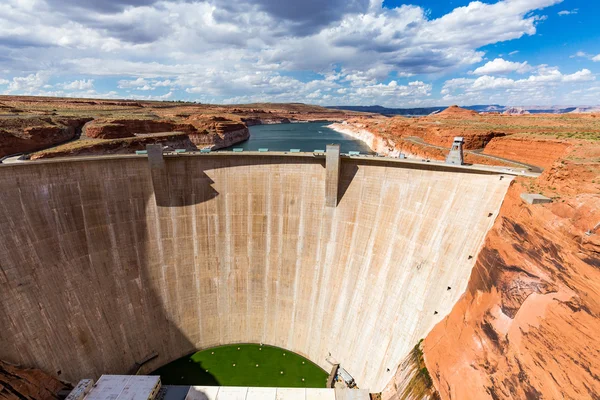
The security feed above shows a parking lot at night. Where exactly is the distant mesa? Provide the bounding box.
[436,105,479,117]
[503,107,530,115]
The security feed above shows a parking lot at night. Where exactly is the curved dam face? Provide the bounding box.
[0,154,512,392]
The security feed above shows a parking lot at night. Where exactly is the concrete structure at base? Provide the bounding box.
[83,376,161,400]
[520,192,553,205]
[67,375,370,400]
[0,152,514,392]
[445,137,464,165]
[71,376,368,400]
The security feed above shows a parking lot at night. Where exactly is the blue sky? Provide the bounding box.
[0,0,598,106]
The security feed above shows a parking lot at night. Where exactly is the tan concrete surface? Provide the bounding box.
[0,155,513,392]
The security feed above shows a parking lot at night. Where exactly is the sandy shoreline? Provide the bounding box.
[327,121,404,157]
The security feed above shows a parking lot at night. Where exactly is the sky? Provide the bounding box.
[0,0,599,107]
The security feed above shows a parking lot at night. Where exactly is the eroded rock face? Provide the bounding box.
[84,119,197,139]
[30,133,198,159]
[421,148,600,400]
[0,360,69,400]
[483,137,570,170]
[0,117,92,157]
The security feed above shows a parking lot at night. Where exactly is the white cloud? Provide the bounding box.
[572,51,589,58]
[355,80,431,98]
[572,51,600,62]
[61,79,94,90]
[558,9,578,16]
[0,0,567,105]
[442,67,595,105]
[117,77,150,89]
[0,79,8,85]
[6,72,49,93]
[472,58,533,75]
[127,91,173,100]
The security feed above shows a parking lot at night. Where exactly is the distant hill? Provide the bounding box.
[326,105,583,116]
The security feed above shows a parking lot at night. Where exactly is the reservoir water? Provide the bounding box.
[224,121,374,154]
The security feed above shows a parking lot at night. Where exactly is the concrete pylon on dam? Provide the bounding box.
[325,144,341,207]
[0,152,514,392]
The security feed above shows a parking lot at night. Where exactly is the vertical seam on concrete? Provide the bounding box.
[171,204,183,335]
[191,188,203,345]
[246,191,252,342]
[305,168,327,357]
[273,164,285,347]
[287,166,306,348]
[224,171,232,344]
[360,176,406,389]
[329,166,364,342]
[261,166,273,343]
[349,173,384,385]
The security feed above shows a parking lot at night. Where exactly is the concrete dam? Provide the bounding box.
[0,150,513,392]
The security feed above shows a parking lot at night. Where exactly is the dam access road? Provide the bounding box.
[0,149,518,394]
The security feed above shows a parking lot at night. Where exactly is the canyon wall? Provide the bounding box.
[0,155,511,392]
[0,118,92,157]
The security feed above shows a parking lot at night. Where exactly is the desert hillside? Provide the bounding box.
[0,96,369,159]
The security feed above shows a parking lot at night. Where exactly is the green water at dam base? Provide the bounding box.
[151,344,329,388]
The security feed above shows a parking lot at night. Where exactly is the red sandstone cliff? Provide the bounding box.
[0,117,92,157]
[84,119,196,139]
[483,136,570,170]
[0,360,69,400]
[29,133,199,160]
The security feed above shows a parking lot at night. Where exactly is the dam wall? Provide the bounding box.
[0,154,513,392]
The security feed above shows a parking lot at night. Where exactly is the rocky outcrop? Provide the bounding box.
[328,122,401,156]
[420,126,506,149]
[31,116,250,158]
[189,122,250,150]
[30,133,197,159]
[483,136,570,170]
[0,360,69,400]
[503,107,530,115]
[84,119,196,139]
[0,117,92,157]
[241,117,291,126]
[437,105,479,117]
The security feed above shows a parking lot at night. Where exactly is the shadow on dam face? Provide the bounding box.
[0,154,513,392]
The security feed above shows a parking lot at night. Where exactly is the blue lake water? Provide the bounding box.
[222,122,374,154]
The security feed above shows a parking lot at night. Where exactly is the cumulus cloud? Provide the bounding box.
[472,58,533,75]
[0,0,568,105]
[6,72,49,93]
[61,79,94,90]
[127,91,174,100]
[215,0,372,35]
[593,55,600,62]
[442,67,595,105]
